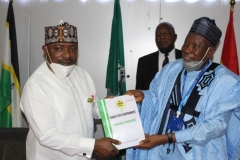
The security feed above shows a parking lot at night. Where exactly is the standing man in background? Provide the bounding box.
[136,22,182,90]
[20,21,120,160]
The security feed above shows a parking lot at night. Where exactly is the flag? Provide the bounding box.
[220,9,239,75]
[105,0,126,96]
[0,1,21,127]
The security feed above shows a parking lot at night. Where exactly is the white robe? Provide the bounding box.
[20,62,100,160]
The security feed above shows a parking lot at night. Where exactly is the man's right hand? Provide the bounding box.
[125,90,144,103]
[93,138,121,158]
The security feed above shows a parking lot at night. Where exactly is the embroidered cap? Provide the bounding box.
[45,21,78,45]
[189,17,222,46]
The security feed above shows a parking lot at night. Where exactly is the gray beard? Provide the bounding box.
[182,60,205,72]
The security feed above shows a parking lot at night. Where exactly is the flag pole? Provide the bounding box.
[230,0,235,11]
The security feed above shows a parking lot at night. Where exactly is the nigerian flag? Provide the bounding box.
[105,0,126,96]
[0,1,21,127]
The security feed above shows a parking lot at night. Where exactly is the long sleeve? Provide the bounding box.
[21,83,95,158]
[20,63,98,160]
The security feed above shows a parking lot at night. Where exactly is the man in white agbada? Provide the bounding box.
[20,22,120,160]
[125,17,240,160]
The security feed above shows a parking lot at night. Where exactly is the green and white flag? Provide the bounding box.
[0,1,21,127]
[105,0,126,96]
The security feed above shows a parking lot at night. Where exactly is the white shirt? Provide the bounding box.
[158,48,176,70]
[20,62,100,160]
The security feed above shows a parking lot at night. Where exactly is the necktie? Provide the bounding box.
[162,53,169,67]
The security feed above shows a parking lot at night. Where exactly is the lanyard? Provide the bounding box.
[176,61,210,117]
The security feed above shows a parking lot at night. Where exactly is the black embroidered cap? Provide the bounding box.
[44,21,78,45]
[189,17,222,46]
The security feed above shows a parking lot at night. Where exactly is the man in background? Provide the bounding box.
[136,22,182,90]
[20,21,120,160]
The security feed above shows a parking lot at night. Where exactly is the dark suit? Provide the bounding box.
[136,49,182,90]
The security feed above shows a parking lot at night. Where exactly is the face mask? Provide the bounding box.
[45,47,75,79]
[183,47,210,72]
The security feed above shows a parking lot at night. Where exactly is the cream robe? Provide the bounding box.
[20,62,100,160]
